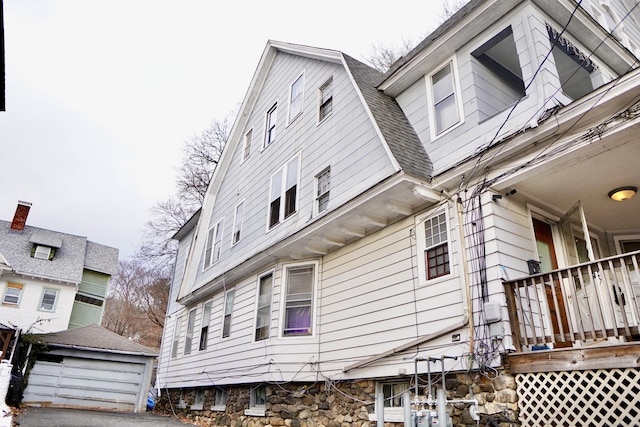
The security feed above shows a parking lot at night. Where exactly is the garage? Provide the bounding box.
[22,324,157,412]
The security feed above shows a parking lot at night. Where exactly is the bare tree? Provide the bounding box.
[440,0,469,22]
[135,114,233,268]
[366,38,416,73]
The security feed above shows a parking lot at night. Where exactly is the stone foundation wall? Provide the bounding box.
[155,371,520,427]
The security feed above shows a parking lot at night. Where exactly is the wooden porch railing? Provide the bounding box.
[503,251,640,352]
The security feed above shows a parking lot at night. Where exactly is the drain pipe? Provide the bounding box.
[456,197,474,353]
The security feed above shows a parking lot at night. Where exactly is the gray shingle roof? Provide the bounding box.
[343,54,433,178]
[0,220,118,283]
[37,323,157,356]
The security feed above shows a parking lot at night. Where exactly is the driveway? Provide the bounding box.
[14,407,195,427]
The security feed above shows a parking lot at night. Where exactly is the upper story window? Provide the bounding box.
[316,167,331,214]
[319,77,333,122]
[171,315,183,358]
[204,218,224,269]
[427,59,463,139]
[264,103,278,148]
[471,26,525,120]
[39,288,58,312]
[268,155,300,229]
[32,244,54,260]
[416,210,451,282]
[282,263,316,337]
[199,301,212,351]
[242,129,252,162]
[222,289,235,338]
[289,73,304,123]
[184,308,196,355]
[2,283,23,306]
[255,272,273,341]
[232,201,244,245]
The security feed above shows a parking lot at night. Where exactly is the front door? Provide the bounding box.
[533,218,571,347]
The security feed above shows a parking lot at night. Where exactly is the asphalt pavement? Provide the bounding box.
[14,407,195,427]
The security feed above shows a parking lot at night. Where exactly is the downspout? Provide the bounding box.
[456,197,474,353]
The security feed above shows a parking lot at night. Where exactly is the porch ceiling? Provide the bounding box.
[493,120,640,233]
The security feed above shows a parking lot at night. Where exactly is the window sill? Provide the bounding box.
[190,404,203,411]
[211,405,226,412]
[244,408,266,417]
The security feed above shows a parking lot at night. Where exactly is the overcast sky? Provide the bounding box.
[0,1,444,260]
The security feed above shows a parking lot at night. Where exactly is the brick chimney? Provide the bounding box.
[10,201,32,231]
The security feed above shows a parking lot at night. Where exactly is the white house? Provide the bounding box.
[157,0,640,425]
[0,201,119,343]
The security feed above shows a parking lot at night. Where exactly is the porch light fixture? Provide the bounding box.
[608,186,637,201]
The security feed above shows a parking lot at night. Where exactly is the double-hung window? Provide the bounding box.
[423,212,450,280]
[319,77,333,122]
[255,273,273,341]
[282,264,316,336]
[428,59,463,138]
[242,129,252,162]
[265,104,277,147]
[199,302,211,351]
[171,315,183,357]
[222,289,235,338]
[315,167,331,214]
[184,308,196,355]
[289,74,304,122]
[204,219,224,269]
[39,289,58,311]
[232,202,244,245]
[269,155,300,228]
[3,283,23,306]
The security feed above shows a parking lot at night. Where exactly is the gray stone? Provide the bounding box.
[492,375,516,391]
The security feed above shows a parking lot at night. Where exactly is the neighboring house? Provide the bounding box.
[0,201,118,336]
[158,0,640,425]
[22,323,157,412]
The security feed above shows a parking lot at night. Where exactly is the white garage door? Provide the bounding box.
[23,355,146,412]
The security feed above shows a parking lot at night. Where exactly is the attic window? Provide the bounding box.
[32,245,54,260]
[471,26,525,120]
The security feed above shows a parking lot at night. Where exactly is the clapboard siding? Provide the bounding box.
[194,51,395,288]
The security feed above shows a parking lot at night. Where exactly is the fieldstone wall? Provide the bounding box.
[155,371,519,427]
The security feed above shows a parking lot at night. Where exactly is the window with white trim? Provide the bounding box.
[289,73,304,122]
[319,77,333,122]
[232,202,244,245]
[282,263,316,336]
[184,308,196,355]
[264,103,277,147]
[254,272,273,341]
[211,387,228,411]
[222,289,235,338]
[245,384,267,416]
[427,59,463,138]
[39,288,58,312]
[268,155,300,228]
[204,219,224,269]
[171,315,182,358]
[2,283,23,306]
[199,301,211,351]
[315,167,330,214]
[423,212,450,280]
[33,245,53,260]
[370,382,410,422]
[243,129,252,162]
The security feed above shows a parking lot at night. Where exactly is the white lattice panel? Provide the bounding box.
[516,369,640,426]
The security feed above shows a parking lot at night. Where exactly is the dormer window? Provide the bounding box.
[32,245,54,260]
